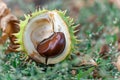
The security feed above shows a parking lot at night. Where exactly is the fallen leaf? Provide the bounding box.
[0,0,19,52]
[114,55,120,71]
[79,55,97,66]
[99,44,109,57]
[117,33,120,51]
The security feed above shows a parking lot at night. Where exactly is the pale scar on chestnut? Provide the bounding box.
[36,32,66,58]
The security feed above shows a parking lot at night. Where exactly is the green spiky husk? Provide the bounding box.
[14,9,78,56]
[57,10,79,53]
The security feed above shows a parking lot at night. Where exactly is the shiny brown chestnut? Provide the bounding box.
[37,32,66,58]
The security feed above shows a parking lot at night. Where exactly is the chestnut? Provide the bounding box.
[37,32,66,58]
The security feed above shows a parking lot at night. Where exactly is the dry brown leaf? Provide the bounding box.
[117,33,120,51]
[99,44,109,56]
[93,69,100,78]
[0,0,19,52]
[79,55,97,66]
[80,58,97,66]
[109,0,120,8]
[0,1,9,18]
[71,69,77,76]
[114,56,120,71]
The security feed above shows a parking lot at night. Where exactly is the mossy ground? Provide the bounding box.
[0,0,120,80]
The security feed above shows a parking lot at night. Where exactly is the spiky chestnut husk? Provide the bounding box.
[14,9,78,64]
